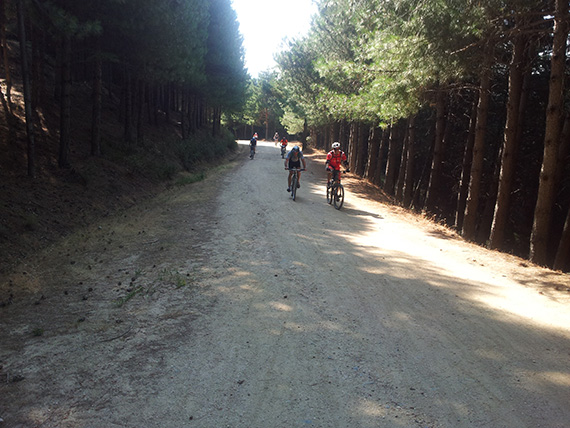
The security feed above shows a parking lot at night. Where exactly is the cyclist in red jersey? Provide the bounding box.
[325,142,349,186]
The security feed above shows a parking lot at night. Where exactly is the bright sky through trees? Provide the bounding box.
[231,0,317,77]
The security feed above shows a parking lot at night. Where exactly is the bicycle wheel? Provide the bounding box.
[326,182,332,204]
[291,174,297,201]
[333,183,344,209]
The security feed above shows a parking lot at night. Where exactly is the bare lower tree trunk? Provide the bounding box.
[348,122,358,172]
[136,79,145,144]
[373,126,389,187]
[396,118,411,202]
[425,89,447,213]
[463,43,493,241]
[58,35,71,168]
[91,36,102,156]
[477,146,502,244]
[1,0,13,110]
[554,208,570,271]
[384,121,403,195]
[123,70,134,145]
[489,31,527,250]
[17,0,35,177]
[455,97,478,230]
[365,126,380,182]
[0,0,16,148]
[355,123,368,177]
[403,116,416,208]
[530,0,568,265]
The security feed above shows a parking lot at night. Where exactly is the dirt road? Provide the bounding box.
[2,141,570,427]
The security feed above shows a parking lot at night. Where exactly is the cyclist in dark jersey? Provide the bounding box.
[249,135,257,159]
[285,145,307,192]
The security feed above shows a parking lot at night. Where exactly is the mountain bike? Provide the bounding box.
[280,145,286,158]
[286,168,305,201]
[249,145,255,159]
[326,169,348,209]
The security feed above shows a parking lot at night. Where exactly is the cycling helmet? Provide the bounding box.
[332,142,340,149]
[293,145,300,152]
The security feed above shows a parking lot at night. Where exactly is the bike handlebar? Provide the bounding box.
[285,168,306,171]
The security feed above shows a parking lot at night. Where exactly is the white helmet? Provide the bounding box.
[332,142,340,149]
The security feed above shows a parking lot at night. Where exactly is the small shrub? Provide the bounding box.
[115,286,144,307]
[175,172,206,187]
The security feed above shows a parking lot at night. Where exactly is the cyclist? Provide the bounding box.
[285,145,307,192]
[273,132,280,145]
[280,137,288,157]
[249,134,257,159]
[325,142,349,186]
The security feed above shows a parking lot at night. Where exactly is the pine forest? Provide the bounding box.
[1,0,570,271]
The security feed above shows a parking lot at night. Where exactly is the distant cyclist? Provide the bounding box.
[285,145,307,192]
[325,142,349,186]
[273,132,280,145]
[249,134,257,159]
[280,137,288,158]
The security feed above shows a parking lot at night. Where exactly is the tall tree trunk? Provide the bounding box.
[463,43,493,241]
[384,120,403,195]
[181,91,187,139]
[347,122,357,172]
[455,97,478,230]
[551,112,570,270]
[530,0,568,265]
[17,0,35,177]
[58,34,71,168]
[265,109,269,140]
[554,112,570,193]
[1,0,13,110]
[396,118,411,202]
[123,70,134,145]
[339,120,347,152]
[477,145,502,244]
[213,106,222,137]
[0,0,16,149]
[554,207,570,271]
[31,22,43,110]
[136,79,145,144]
[355,123,368,176]
[425,89,447,213]
[373,126,389,187]
[489,32,527,250]
[403,116,416,208]
[365,126,381,182]
[91,36,102,156]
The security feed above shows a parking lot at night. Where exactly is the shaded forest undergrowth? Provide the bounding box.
[0,79,237,279]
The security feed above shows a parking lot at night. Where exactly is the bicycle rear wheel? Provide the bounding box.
[333,183,344,209]
[291,174,297,201]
